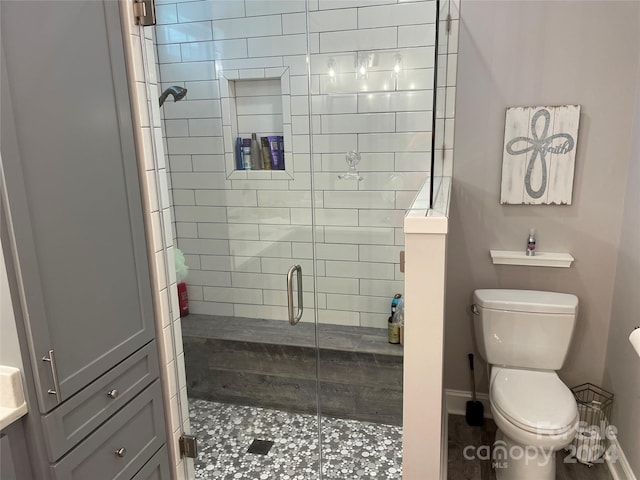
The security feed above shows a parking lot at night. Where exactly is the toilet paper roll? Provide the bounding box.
[575,426,603,464]
[630,328,640,358]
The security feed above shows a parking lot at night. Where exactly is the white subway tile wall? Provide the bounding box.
[156,0,439,329]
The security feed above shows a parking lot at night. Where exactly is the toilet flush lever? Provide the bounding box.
[471,304,479,315]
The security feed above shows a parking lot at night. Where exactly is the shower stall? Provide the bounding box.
[139,0,455,477]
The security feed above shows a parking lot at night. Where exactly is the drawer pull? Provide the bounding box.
[107,389,119,399]
[114,447,127,458]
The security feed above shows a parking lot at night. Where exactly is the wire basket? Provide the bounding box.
[570,383,614,466]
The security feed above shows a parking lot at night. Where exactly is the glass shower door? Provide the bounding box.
[307,1,438,477]
[147,1,322,478]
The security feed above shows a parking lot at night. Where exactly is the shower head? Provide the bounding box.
[159,86,187,107]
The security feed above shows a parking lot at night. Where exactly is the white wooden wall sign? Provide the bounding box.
[500,105,580,205]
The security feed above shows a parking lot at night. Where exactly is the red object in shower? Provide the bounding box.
[177,282,189,317]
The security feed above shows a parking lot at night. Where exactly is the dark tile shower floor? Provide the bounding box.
[188,399,403,479]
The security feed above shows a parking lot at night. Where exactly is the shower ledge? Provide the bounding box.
[490,250,574,268]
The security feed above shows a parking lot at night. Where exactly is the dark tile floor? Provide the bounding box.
[447,415,614,480]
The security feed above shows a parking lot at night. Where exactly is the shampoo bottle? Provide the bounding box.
[396,298,405,346]
[235,137,244,171]
[261,137,273,170]
[242,138,252,169]
[388,315,400,344]
[388,294,402,344]
[251,133,263,169]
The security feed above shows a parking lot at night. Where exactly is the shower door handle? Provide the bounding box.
[286,264,303,325]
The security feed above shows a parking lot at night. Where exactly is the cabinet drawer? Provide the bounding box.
[0,421,34,479]
[50,380,165,480]
[42,341,159,461]
[132,445,170,480]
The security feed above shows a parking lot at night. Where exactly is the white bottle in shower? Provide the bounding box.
[526,228,536,256]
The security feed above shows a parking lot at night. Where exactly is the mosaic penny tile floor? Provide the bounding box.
[188,399,403,479]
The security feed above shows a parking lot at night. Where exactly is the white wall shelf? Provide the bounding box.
[490,250,574,268]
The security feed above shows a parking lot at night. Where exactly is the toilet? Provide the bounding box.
[472,289,580,480]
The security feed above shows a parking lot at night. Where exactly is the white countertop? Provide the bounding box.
[0,366,28,431]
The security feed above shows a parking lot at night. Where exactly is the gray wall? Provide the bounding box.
[0,234,23,371]
[602,45,640,475]
[446,1,640,392]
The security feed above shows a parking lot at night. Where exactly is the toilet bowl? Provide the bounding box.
[489,367,579,479]
[472,289,580,480]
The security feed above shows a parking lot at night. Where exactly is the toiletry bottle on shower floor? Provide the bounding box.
[388,294,402,344]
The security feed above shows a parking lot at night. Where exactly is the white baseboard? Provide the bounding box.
[444,388,492,418]
[606,435,637,480]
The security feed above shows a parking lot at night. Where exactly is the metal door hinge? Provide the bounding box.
[179,434,198,459]
[133,0,156,26]
[446,14,452,34]
[399,251,405,273]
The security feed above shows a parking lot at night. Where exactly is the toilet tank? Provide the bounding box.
[473,289,578,370]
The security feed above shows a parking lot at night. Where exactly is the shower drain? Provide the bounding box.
[247,439,275,455]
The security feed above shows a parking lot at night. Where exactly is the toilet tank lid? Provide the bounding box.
[474,289,578,314]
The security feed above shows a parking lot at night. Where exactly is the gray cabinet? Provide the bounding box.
[0,421,34,480]
[1,0,155,413]
[0,1,168,478]
[41,342,160,462]
[132,446,171,480]
[50,381,166,480]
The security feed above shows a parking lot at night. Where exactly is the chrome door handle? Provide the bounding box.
[42,349,61,403]
[286,264,303,325]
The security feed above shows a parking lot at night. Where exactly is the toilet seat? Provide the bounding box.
[491,367,578,435]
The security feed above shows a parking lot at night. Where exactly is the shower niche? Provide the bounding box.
[220,67,292,179]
